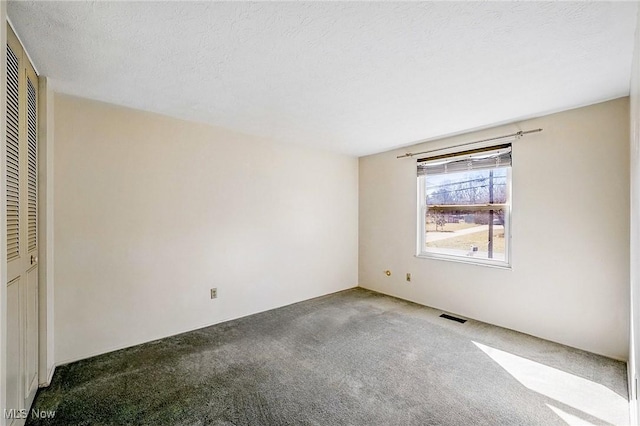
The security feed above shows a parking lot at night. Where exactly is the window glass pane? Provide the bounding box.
[425,168,508,205]
[425,208,506,261]
[421,166,510,264]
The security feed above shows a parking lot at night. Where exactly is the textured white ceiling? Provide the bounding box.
[8,1,639,156]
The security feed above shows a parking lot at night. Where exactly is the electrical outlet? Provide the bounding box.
[406,273,411,282]
[210,288,218,299]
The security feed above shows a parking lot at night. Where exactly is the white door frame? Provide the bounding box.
[630,5,640,426]
[1,4,9,426]
[37,76,54,388]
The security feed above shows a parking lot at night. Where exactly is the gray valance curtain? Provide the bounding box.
[417,144,512,176]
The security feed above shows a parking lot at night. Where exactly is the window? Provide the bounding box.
[417,144,511,267]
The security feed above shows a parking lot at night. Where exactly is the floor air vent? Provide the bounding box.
[440,313,467,324]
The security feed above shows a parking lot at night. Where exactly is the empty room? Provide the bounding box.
[1,1,640,425]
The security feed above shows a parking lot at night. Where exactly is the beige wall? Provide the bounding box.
[359,98,630,360]
[53,94,358,364]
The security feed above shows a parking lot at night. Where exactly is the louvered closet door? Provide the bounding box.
[6,25,39,423]
[6,32,20,276]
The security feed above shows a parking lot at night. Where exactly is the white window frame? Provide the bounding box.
[416,164,512,269]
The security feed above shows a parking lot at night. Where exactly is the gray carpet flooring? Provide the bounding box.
[27,288,628,425]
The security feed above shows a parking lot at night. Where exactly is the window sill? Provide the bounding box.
[415,252,512,270]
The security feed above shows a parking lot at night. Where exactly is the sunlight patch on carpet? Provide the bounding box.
[473,341,627,425]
